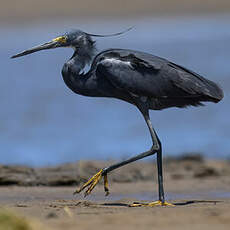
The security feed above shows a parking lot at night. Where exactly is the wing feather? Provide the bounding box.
[95,50,223,103]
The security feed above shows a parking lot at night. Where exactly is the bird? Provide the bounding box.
[11,28,224,207]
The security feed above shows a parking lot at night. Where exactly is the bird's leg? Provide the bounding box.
[129,104,174,207]
[73,147,157,197]
[73,103,156,197]
[130,137,173,207]
[156,135,166,203]
[74,102,172,205]
[74,139,161,197]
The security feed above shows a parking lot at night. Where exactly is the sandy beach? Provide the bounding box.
[1,185,230,230]
[1,156,230,229]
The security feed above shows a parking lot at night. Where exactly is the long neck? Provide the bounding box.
[62,52,99,97]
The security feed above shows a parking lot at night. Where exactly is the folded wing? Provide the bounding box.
[96,50,223,108]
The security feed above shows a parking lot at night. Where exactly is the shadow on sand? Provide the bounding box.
[101,200,221,207]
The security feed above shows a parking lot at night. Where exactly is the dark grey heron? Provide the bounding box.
[11,28,223,207]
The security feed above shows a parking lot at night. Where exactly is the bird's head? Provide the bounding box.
[11,29,95,59]
[11,28,132,59]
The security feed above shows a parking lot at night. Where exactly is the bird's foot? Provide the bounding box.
[73,169,110,197]
[129,200,175,207]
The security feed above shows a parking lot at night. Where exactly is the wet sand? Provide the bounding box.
[0,157,230,229]
[1,183,230,230]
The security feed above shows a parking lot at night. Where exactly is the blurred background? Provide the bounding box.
[1,0,230,166]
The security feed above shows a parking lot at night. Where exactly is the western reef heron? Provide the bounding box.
[11,28,223,207]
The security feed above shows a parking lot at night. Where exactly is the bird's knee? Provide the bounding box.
[150,143,160,152]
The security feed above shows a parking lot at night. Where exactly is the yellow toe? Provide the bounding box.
[129,200,175,207]
[73,169,110,197]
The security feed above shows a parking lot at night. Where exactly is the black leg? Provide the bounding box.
[103,148,156,174]
[156,135,165,202]
[103,104,165,203]
[137,102,165,203]
[103,106,160,175]
[75,102,169,205]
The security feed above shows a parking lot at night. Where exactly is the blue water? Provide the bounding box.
[1,15,230,166]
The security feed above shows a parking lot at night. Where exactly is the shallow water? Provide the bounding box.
[1,15,230,166]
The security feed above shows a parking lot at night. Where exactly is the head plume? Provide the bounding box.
[85,27,133,38]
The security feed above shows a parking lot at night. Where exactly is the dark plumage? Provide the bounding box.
[95,49,223,109]
[11,29,223,205]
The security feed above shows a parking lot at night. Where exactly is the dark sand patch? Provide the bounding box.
[1,155,229,186]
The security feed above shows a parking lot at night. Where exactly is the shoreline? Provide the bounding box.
[1,155,230,186]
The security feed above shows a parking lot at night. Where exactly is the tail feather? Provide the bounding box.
[205,80,224,103]
[168,62,224,103]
